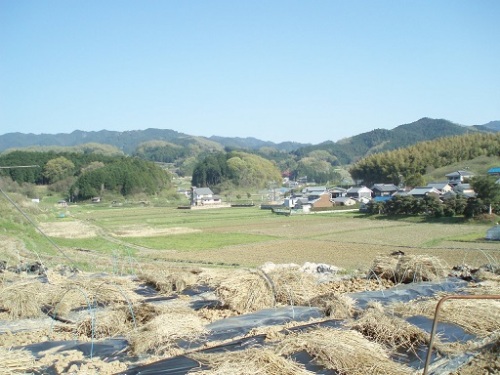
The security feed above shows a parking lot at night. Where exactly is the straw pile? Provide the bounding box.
[393,296,500,337]
[76,308,131,338]
[275,327,414,375]
[267,268,317,306]
[347,301,428,352]
[0,280,44,319]
[45,275,139,318]
[308,293,357,319]
[137,267,197,295]
[215,270,274,314]
[371,254,447,283]
[126,302,163,325]
[188,348,314,375]
[128,310,208,356]
[0,347,38,375]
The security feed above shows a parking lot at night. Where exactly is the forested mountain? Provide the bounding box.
[0,128,190,154]
[480,121,500,131]
[208,136,308,152]
[293,118,494,164]
[1,118,498,170]
[0,129,306,155]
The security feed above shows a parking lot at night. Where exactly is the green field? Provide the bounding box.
[1,199,498,273]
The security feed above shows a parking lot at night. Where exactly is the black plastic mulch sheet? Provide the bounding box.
[346,277,468,309]
[20,338,129,360]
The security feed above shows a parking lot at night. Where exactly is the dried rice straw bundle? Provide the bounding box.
[267,268,317,306]
[395,255,448,283]
[137,267,197,295]
[126,302,164,325]
[0,347,38,375]
[309,292,357,319]
[188,348,314,375]
[76,308,131,338]
[275,327,414,375]
[369,255,400,282]
[393,296,500,338]
[0,280,44,319]
[371,255,447,284]
[215,270,274,314]
[347,301,428,353]
[46,275,139,318]
[129,311,208,356]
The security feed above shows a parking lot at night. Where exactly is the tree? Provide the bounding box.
[471,176,500,215]
[43,157,75,184]
[464,197,485,219]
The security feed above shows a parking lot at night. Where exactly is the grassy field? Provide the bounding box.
[2,198,498,273]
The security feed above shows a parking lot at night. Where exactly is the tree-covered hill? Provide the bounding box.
[350,132,500,187]
[294,118,492,164]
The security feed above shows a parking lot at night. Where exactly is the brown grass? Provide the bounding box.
[188,348,314,375]
[275,327,414,375]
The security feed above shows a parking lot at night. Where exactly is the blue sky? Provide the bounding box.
[1,1,499,144]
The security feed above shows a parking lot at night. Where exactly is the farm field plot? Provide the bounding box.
[40,206,499,271]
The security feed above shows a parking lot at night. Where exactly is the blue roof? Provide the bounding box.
[374,196,392,202]
[488,167,500,174]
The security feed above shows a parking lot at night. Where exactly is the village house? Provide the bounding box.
[302,186,327,195]
[346,186,372,200]
[370,184,399,197]
[309,191,334,209]
[445,170,474,186]
[453,183,476,198]
[329,187,347,199]
[407,186,441,199]
[191,187,222,206]
[426,182,453,194]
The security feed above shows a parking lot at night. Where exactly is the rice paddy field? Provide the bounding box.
[1,202,499,374]
[10,203,498,272]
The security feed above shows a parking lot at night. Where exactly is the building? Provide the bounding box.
[426,182,453,194]
[371,184,399,197]
[191,187,222,206]
[487,167,500,178]
[346,186,372,200]
[407,186,441,198]
[445,170,474,186]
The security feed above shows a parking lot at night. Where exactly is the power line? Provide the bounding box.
[0,164,78,269]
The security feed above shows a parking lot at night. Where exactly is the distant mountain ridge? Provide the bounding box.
[0,118,498,164]
[0,129,308,155]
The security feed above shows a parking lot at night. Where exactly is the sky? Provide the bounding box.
[1,1,499,144]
